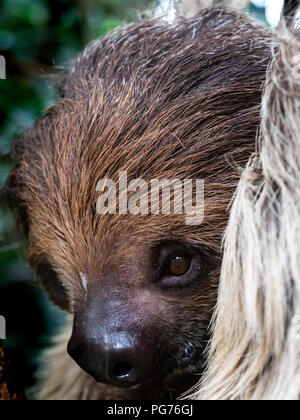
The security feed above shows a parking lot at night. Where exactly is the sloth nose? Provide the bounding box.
[106,346,150,386]
[68,330,154,388]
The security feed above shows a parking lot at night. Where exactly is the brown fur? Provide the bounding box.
[5,9,273,399]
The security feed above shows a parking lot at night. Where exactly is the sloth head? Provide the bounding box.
[5,10,271,394]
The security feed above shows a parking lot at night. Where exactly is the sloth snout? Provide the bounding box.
[67,320,156,388]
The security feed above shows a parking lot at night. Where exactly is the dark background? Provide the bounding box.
[0,0,268,397]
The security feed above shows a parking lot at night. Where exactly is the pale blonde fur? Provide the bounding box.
[193,27,300,400]
[175,0,247,18]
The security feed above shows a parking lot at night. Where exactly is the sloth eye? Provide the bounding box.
[155,242,203,290]
[169,256,191,276]
[36,258,69,310]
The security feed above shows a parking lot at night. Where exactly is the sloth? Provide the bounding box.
[5,8,274,399]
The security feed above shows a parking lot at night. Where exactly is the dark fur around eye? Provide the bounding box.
[153,241,210,290]
[36,258,69,310]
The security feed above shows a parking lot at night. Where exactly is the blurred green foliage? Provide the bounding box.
[0,0,149,392]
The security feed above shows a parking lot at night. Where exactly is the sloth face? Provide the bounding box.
[35,232,219,393]
[5,9,271,397]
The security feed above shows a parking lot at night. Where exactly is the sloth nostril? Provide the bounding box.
[177,344,195,368]
[113,361,133,378]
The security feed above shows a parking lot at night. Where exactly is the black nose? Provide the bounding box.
[68,330,154,388]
